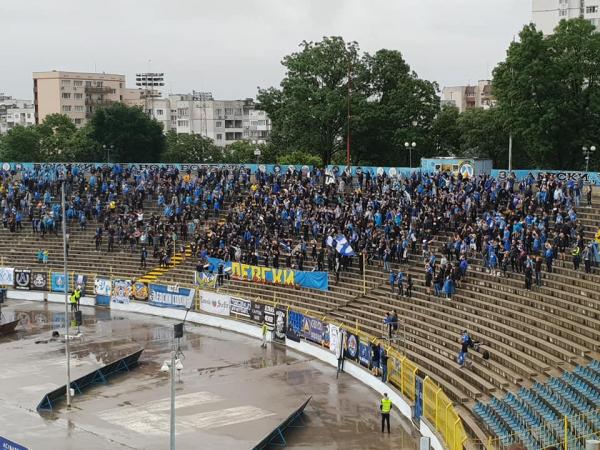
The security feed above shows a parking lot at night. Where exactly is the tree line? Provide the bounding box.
[2,19,599,170]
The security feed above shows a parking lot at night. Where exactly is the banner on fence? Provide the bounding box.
[111,279,131,304]
[328,324,339,354]
[73,274,88,294]
[250,302,264,323]
[286,310,303,342]
[194,271,217,288]
[31,271,48,291]
[414,376,424,422]
[94,277,111,305]
[51,272,67,292]
[201,258,329,291]
[264,304,275,328]
[149,284,196,309]
[344,332,359,361]
[199,290,230,316]
[358,341,372,368]
[14,269,31,290]
[0,267,14,286]
[131,281,149,301]
[230,297,251,318]
[0,435,28,450]
[492,168,600,184]
[302,316,325,345]
[273,307,287,342]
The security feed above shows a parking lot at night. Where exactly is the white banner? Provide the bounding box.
[329,324,339,354]
[200,290,231,316]
[0,267,14,286]
[94,277,111,296]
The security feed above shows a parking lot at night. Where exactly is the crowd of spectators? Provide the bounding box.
[0,164,598,297]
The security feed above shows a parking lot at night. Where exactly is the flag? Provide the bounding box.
[327,234,355,257]
[279,241,292,253]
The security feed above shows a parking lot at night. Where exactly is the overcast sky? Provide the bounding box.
[2,0,531,100]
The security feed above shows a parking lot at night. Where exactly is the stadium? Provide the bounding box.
[0,160,598,450]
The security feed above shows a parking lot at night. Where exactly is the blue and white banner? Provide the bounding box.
[358,341,372,368]
[0,267,14,286]
[51,272,67,292]
[492,169,600,184]
[149,284,196,310]
[111,279,131,304]
[414,376,424,422]
[94,277,111,306]
[194,271,216,288]
[0,435,28,450]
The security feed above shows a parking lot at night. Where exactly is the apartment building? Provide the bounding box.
[532,0,600,34]
[33,71,126,126]
[441,80,496,113]
[126,92,271,146]
[0,94,35,134]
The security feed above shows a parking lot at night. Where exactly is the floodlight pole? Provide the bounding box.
[62,181,72,408]
[170,347,176,450]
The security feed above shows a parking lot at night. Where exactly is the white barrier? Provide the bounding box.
[7,290,44,302]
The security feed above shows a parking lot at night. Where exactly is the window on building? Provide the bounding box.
[559,9,567,16]
[251,121,258,126]
[85,81,92,87]
[224,108,233,115]
[62,105,72,112]
[157,109,163,116]
[225,132,235,140]
[177,108,189,116]
[74,93,83,99]
[62,93,71,99]
[74,118,82,125]
[586,5,598,13]
[74,80,83,87]
[216,121,222,128]
[234,132,243,139]
[258,120,266,126]
[177,120,189,127]
[74,105,84,112]
[216,133,222,140]
[234,120,243,128]
[96,81,103,87]
[26,113,31,119]
[216,108,222,117]
[235,108,242,115]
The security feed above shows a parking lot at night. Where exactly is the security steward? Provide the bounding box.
[380,392,392,433]
[70,285,82,313]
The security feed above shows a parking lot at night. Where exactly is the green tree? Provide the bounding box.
[37,114,77,161]
[163,130,222,163]
[222,141,278,164]
[90,103,165,162]
[493,19,600,169]
[430,104,461,156]
[64,124,102,162]
[0,125,42,161]
[353,49,440,166]
[277,150,322,166]
[456,108,512,167]
[258,37,365,165]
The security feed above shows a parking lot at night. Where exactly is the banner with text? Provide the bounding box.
[14,269,31,290]
[230,297,251,318]
[206,258,329,291]
[94,277,111,305]
[149,284,195,309]
[199,290,230,316]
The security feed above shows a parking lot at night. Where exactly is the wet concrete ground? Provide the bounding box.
[0,300,419,449]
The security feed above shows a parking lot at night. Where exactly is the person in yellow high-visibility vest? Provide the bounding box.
[69,291,78,313]
[380,393,392,433]
[261,321,268,348]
